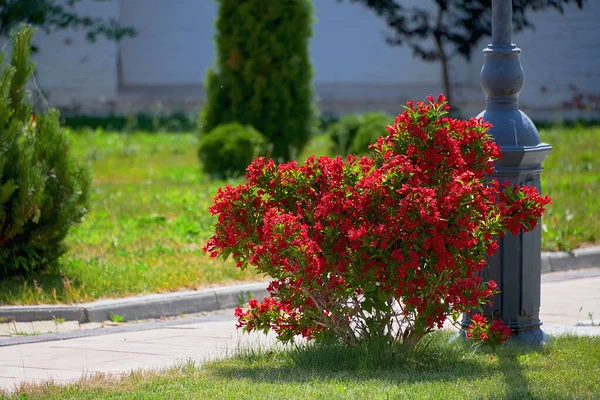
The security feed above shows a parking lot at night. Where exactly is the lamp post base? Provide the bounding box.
[454,325,551,348]
[510,326,552,347]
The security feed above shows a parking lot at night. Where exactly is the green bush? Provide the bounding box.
[0,26,91,278]
[200,0,315,162]
[327,112,393,156]
[62,112,196,133]
[327,114,362,156]
[198,123,268,178]
[349,112,394,155]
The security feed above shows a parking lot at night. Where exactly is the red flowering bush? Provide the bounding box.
[204,95,550,351]
[466,314,512,348]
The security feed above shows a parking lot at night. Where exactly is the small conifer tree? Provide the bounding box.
[200,0,314,162]
[0,26,91,278]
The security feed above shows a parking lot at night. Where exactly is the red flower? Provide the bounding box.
[205,95,547,350]
[471,314,487,324]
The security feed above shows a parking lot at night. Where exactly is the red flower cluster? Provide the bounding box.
[203,95,550,350]
[466,313,512,347]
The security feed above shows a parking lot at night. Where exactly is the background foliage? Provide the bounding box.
[198,122,268,178]
[200,0,315,162]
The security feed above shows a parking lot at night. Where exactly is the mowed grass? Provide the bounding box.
[0,125,598,305]
[539,125,600,251]
[3,333,599,399]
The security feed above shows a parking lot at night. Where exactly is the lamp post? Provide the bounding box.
[460,0,552,345]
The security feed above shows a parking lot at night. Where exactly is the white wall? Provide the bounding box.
[311,0,442,114]
[27,0,599,119]
[454,1,600,119]
[119,0,216,86]
[31,0,119,112]
[514,1,600,119]
[311,0,439,85]
[117,0,439,87]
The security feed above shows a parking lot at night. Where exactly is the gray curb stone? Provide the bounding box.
[541,246,600,273]
[0,282,268,323]
[1,246,599,323]
[0,305,86,323]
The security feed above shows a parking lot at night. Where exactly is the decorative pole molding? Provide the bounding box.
[492,0,512,46]
[461,0,552,345]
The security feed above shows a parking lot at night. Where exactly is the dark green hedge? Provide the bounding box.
[327,112,393,156]
[198,123,268,179]
[200,0,315,162]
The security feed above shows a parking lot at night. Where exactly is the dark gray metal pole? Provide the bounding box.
[460,0,551,345]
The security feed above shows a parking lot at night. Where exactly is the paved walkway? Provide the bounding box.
[1,268,599,393]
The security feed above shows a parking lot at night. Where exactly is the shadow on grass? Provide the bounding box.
[206,332,506,387]
[498,350,532,400]
[206,332,562,399]
[496,341,553,400]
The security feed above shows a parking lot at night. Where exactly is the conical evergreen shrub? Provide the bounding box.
[200,0,315,163]
[0,26,91,278]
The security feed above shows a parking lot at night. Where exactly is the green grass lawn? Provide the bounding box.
[0,125,598,305]
[3,333,599,399]
[539,125,600,251]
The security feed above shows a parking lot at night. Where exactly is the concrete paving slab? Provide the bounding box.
[31,321,57,334]
[49,327,217,344]
[55,321,80,333]
[12,322,35,335]
[0,378,20,392]
[0,324,12,337]
[0,345,136,370]
[119,334,235,348]
[0,338,269,389]
[50,341,223,358]
[543,324,600,337]
[168,321,238,331]
[79,322,103,331]
[85,354,183,374]
[50,329,266,357]
[0,313,240,347]
[0,365,80,381]
[57,323,240,345]
[540,275,600,325]
[125,331,238,345]
[159,327,235,337]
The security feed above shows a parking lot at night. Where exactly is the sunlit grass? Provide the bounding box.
[539,125,600,251]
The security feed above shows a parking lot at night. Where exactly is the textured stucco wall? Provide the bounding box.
[118,0,216,86]
[28,0,599,120]
[513,1,600,120]
[453,1,600,119]
[31,0,119,113]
